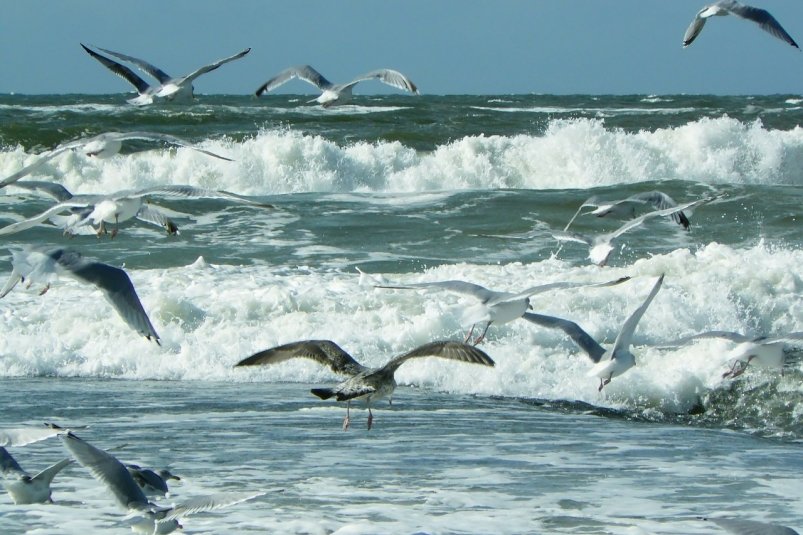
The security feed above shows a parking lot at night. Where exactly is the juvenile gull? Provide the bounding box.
[0,245,160,344]
[563,190,692,233]
[59,432,264,534]
[683,1,799,48]
[255,65,419,107]
[375,276,629,345]
[0,131,232,189]
[126,464,181,497]
[0,184,273,237]
[235,340,494,430]
[0,446,72,504]
[522,275,665,391]
[82,44,251,105]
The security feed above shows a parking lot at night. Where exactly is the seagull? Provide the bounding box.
[0,245,160,344]
[1,446,72,504]
[126,464,180,497]
[701,517,800,535]
[660,330,803,378]
[235,340,494,430]
[82,44,251,105]
[563,191,692,233]
[683,1,799,49]
[554,198,711,266]
[522,275,665,391]
[0,184,273,237]
[0,424,69,447]
[0,131,232,189]
[255,65,419,107]
[59,432,264,534]
[374,276,629,345]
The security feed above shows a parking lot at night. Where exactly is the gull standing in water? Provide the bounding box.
[0,131,232,189]
[374,276,629,345]
[683,1,799,49]
[1,447,72,504]
[0,246,160,344]
[0,184,273,237]
[82,44,251,105]
[659,330,803,378]
[563,190,692,233]
[255,65,419,107]
[235,340,494,430]
[59,432,264,534]
[522,275,665,391]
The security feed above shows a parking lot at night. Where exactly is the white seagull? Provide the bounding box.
[0,245,160,344]
[255,65,419,107]
[82,44,251,105]
[1,446,72,504]
[59,432,264,534]
[563,190,692,233]
[235,340,494,430]
[522,275,665,391]
[0,184,273,237]
[683,1,799,49]
[375,276,629,345]
[0,131,232,189]
[660,330,803,378]
[554,198,711,266]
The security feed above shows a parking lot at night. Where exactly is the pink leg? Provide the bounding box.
[342,401,351,431]
[472,321,492,345]
[463,324,476,344]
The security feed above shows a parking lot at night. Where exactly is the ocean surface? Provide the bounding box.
[0,93,801,534]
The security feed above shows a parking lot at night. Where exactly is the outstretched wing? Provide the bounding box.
[522,312,606,363]
[376,280,497,303]
[0,447,26,477]
[612,274,664,354]
[344,69,419,94]
[682,10,708,47]
[81,44,151,94]
[727,2,799,48]
[0,201,91,236]
[382,340,494,374]
[95,46,172,84]
[131,185,272,207]
[255,65,334,96]
[11,181,75,202]
[178,47,251,84]
[109,132,233,161]
[235,340,369,376]
[626,191,689,229]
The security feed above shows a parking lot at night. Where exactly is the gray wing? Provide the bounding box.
[81,44,151,94]
[612,274,664,353]
[94,46,172,84]
[10,181,74,201]
[683,10,708,47]
[0,147,74,188]
[522,312,606,363]
[563,195,600,231]
[626,191,689,229]
[235,340,370,376]
[376,280,498,303]
[255,65,334,96]
[706,517,799,535]
[0,447,26,478]
[0,427,63,447]
[344,69,419,94]
[727,2,799,48]
[492,277,630,306]
[0,201,92,236]
[604,197,710,242]
[757,332,803,346]
[131,185,272,207]
[53,249,160,344]
[59,432,149,510]
[135,204,178,234]
[127,465,169,495]
[658,330,752,349]
[107,132,233,161]
[383,341,494,374]
[177,47,251,84]
[31,458,73,486]
[164,491,265,520]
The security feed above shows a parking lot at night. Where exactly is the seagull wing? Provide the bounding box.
[0,427,62,447]
[626,191,689,229]
[255,65,333,96]
[164,491,265,520]
[81,44,151,95]
[0,201,90,236]
[683,10,709,47]
[657,330,752,349]
[0,146,75,188]
[11,181,74,202]
[727,2,799,48]
[108,132,233,161]
[53,249,160,343]
[604,197,709,243]
[376,280,498,303]
[611,274,664,354]
[177,47,251,85]
[522,312,606,363]
[135,204,178,234]
[344,69,419,94]
[235,340,369,376]
[382,340,494,374]
[131,185,272,207]
[31,458,73,486]
[492,277,630,306]
[59,432,150,511]
[0,447,27,478]
[94,46,172,84]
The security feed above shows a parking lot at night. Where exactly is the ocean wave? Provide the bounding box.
[1,116,802,196]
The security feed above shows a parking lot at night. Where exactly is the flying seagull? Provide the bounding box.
[563,191,692,233]
[235,340,494,430]
[554,198,712,266]
[0,246,160,344]
[374,276,629,345]
[0,184,273,238]
[255,65,419,107]
[522,275,665,391]
[0,131,232,189]
[82,44,251,105]
[59,432,264,534]
[683,1,799,49]
[1,446,72,504]
[659,330,803,378]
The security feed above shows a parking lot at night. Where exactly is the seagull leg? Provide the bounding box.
[472,321,492,345]
[342,401,351,431]
[367,403,373,431]
[463,324,476,344]
[598,375,612,392]
[38,283,51,296]
[111,216,119,239]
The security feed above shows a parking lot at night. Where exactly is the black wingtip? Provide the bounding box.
[311,388,335,400]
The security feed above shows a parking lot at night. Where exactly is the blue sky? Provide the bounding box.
[2,0,803,95]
